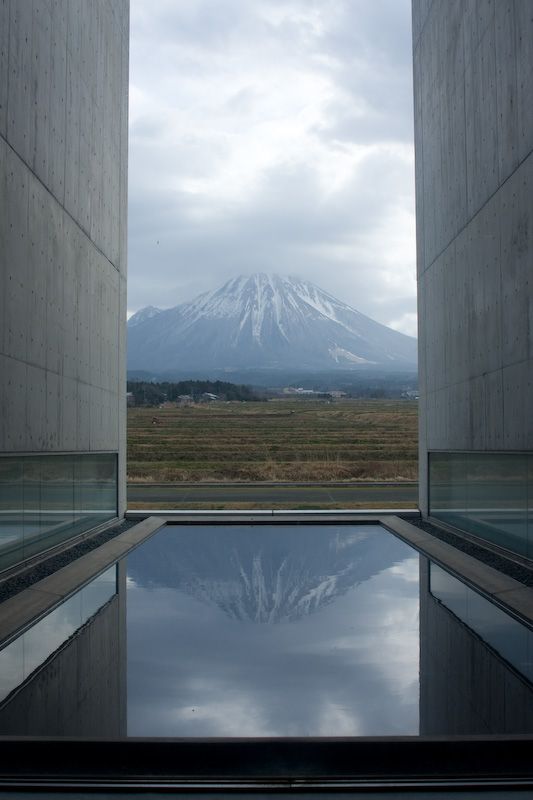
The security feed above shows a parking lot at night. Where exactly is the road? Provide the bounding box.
[127,481,418,506]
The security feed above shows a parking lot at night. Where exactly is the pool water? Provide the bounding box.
[0,523,532,738]
[126,525,419,737]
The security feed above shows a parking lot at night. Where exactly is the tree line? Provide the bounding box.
[127,380,260,406]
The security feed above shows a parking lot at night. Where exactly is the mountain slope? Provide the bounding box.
[128,305,162,327]
[127,273,417,373]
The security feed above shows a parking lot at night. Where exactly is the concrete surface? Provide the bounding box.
[0,1,129,515]
[412,0,533,515]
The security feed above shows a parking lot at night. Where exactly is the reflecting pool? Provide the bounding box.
[0,523,532,738]
[126,525,419,736]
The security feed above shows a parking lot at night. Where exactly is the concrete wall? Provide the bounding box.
[0,0,129,514]
[413,1,533,513]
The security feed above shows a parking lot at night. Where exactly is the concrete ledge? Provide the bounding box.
[384,516,533,625]
[126,508,420,520]
[0,515,123,584]
[0,517,163,647]
[427,513,533,572]
[126,510,420,525]
[127,480,419,488]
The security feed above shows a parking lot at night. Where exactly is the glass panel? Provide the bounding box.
[429,452,467,530]
[23,455,75,560]
[527,455,533,558]
[429,452,531,559]
[467,454,527,556]
[0,454,117,573]
[22,458,42,559]
[75,454,117,535]
[0,458,24,571]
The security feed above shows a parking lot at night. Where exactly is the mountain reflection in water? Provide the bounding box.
[126,524,414,623]
[126,524,420,737]
[3,525,533,739]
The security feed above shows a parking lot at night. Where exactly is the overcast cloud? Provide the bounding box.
[128,0,417,335]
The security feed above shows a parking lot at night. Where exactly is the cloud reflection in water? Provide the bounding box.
[126,525,419,736]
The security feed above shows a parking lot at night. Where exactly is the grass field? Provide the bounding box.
[127,399,418,484]
[128,500,411,510]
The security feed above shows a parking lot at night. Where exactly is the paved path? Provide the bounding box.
[127,481,418,506]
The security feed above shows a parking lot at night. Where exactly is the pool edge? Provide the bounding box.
[384,516,533,626]
[0,516,163,646]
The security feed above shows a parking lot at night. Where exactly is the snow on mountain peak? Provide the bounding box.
[184,273,356,336]
[128,305,162,327]
[127,273,417,373]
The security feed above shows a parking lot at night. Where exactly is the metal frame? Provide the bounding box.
[1,736,533,792]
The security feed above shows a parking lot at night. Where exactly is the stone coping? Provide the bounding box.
[0,517,163,646]
[125,508,420,518]
[384,516,533,626]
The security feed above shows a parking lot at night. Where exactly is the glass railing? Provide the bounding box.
[429,451,533,558]
[0,453,118,571]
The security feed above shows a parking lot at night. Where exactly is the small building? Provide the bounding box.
[283,387,318,395]
[126,392,135,407]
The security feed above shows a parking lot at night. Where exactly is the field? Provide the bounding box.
[127,398,418,485]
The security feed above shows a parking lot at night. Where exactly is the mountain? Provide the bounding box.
[127,274,417,373]
[127,305,162,327]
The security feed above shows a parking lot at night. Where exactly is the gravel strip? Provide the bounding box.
[0,519,139,604]
[4,513,532,607]
[402,515,533,587]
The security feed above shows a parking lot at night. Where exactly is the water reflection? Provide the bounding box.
[420,558,533,735]
[1,523,532,739]
[0,565,125,737]
[0,566,118,704]
[430,563,533,682]
[126,525,420,737]
[126,524,414,623]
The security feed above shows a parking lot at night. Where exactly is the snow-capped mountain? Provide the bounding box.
[127,274,417,373]
[127,305,162,327]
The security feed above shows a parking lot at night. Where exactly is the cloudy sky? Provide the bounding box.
[128,0,417,335]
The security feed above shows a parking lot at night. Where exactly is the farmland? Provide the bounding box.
[127,399,418,490]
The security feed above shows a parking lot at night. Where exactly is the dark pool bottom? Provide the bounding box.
[0,523,532,738]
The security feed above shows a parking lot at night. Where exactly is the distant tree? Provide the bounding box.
[126,379,260,406]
